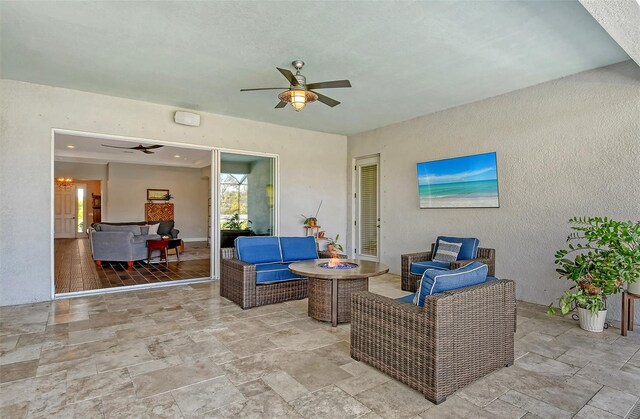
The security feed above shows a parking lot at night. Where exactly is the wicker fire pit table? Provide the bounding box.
[289,259,389,327]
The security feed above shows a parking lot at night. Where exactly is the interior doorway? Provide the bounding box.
[52,130,214,296]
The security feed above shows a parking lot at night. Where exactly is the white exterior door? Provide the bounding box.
[355,156,380,261]
[55,184,77,238]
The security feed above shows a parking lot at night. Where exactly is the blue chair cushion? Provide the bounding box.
[434,236,479,260]
[280,236,318,262]
[410,260,450,276]
[255,263,304,284]
[396,294,415,304]
[413,261,488,307]
[235,236,282,264]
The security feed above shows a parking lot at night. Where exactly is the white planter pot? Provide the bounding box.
[627,281,640,295]
[577,307,607,332]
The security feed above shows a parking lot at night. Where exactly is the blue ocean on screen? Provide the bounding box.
[419,179,498,199]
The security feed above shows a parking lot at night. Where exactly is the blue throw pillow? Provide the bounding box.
[413,261,488,307]
[235,236,282,264]
[280,236,318,262]
[434,236,479,260]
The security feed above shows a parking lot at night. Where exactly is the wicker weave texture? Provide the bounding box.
[351,279,515,404]
[308,277,368,324]
[219,247,308,309]
[401,244,496,292]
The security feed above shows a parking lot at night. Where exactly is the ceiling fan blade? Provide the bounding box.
[306,80,351,90]
[241,87,288,92]
[275,101,287,109]
[102,144,132,150]
[142,150,154,154]
[312,91,341,107]
[277,67,299,86]
[144,145,164,149]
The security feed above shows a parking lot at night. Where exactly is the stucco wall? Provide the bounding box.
[347,61,640,323]
[0,80,347,306]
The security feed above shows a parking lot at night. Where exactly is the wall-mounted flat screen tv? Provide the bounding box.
[417,152,499,208]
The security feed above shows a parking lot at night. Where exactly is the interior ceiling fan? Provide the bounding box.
[241,60,351,111]
[101,144,164,154]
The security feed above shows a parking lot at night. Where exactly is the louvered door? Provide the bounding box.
[355,156,379,261]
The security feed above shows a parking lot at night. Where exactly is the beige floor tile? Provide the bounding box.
[29,398,103,419]
[132,359,224,399]
[587,385,639,417]
[482,398,528,419]
[356,380,434,418]
[210,389,301,418]
[499,390,572,419]
[268,329,341,351]
[67,368,133,404]
[262,370,310,402]
[0,359,38,383]
[102,392,183,419]
[280,351,353,392]
[336,361,391,396]
[171,376,245,417]
[290,385,370,419]
[574,404,620,419]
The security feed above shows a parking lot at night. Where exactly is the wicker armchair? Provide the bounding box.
[220,248,308,309]
[401,243,495,292]
[351,279,515,404]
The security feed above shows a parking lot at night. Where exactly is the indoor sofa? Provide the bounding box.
[221,236,321,309]
[89,221,179,266]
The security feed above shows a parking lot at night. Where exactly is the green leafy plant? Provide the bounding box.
[327,234,344,252]
[162,193,174,201]
[222,213,252,231]
[301,200,323,226]
[548,217,640,316]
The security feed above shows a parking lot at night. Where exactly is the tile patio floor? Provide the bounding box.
[1,274,639,418]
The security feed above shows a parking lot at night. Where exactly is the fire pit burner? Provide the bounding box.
[318,261,359,270]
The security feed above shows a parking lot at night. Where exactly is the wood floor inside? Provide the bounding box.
[54,238,211,293]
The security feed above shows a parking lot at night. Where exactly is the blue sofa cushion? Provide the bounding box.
[255,263,304,284]
[410,260,450,276]
[396,294,415,304]
[434,236,479,260]
[413,262,488,307]
[280,236,318,262]
[236,236,282,264]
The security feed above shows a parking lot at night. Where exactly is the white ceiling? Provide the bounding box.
[1,1,629,135]
[55,133,212,168]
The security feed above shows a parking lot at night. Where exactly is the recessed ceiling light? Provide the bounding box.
[67,145,75,149]
[174,155,181,158]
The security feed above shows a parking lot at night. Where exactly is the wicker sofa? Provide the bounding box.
[401,238,495,292]
[220,236,336,309]
[351,278,516,404]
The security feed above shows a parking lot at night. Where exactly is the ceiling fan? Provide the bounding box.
[241,60,351,111]
[101,144,164,154]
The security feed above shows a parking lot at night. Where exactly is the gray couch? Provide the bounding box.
[89,221,179,266]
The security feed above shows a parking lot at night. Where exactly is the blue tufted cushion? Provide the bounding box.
[235,236,282,264]
[255,263,304,284]
[396,294,415,304]
[413,262,488,307]
[410,260,450,276]
[433,236,479,260]
[280,236,319,262]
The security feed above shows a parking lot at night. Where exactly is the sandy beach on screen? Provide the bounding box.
[420,196,499,208]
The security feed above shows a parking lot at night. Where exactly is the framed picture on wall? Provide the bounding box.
[147,189,170,201]
[416,152,499,208]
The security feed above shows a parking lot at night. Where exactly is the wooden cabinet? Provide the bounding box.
[91,193,101,223]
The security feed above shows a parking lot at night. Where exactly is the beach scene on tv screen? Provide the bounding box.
[417,152,499,208]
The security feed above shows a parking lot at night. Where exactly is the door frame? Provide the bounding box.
[352,154,380,262]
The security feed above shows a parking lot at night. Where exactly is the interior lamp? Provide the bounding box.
[278,89,318,112]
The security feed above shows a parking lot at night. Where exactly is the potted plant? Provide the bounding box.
[222,213,252,231]
[326,234,344,253]
[163,193,174,202]
[301,200,323,227]
[548,217,640,332]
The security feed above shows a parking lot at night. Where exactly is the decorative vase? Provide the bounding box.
[627,281,640,295]
[577,307,607,332]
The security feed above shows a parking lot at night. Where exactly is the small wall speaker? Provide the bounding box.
[174,111,201,127]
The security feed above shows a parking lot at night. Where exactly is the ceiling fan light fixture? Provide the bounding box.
[278,89,318,112]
